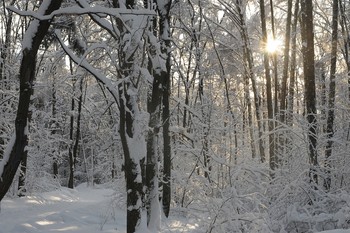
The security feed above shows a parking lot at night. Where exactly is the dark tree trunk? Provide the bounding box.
[119,82,144,233]
[52,80,58,178]
[301,0,319,185]
[145,2,162,227]
[0,0,63,202]
[259,0,275,170]
[280,0,293,123]
[160,1,172,215]
[324,0,339,191]
[146,46,162,228]
[116,0,145,231]
[68,77,83,189]
[68,79,75,189]
[162,60,172,218]
[199,78,212,183]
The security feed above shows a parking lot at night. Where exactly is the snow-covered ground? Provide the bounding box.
[0,185,121,233]
[0,184,200,233]
[319,231,350,233]
[0,184,349,233]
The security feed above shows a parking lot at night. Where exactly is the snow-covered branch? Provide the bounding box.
[55,30,121,109]
[7,5,155,21]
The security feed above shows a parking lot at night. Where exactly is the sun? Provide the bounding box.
[265,36,282,54]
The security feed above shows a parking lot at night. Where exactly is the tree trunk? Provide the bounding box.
[159,0,173,217]
[236,0,265,162]
[117,0,146,231]
[68,76,83,189]
[280,0,293,123]
[68,76,75,189]
[300,0,319,185]
[119,82,145,233]
[0,0,63,202]
[287,0,300,126]
[259,0,274,169]
[51,79,58,178]
[324,0,339,191]
[146,35,162,230]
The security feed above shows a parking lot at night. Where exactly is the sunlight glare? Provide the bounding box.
[36,220,55,226]
[265,36,282,54]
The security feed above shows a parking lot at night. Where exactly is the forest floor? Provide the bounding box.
[0,184,349,233]
[0,183,200,233]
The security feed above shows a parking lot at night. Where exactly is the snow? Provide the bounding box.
[0,133,16,178]
[21,0,52,50]
[8,4,155,21]
[55,30,121,106]
[0,184,121,233]
[4,178,350,233]
[0,184,200,233]
[318,231,350,233]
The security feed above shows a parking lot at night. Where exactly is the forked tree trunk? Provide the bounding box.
[116,0,147,231]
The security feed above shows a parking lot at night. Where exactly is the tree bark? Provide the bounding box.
[324,0,339,191]
[146,31,162,229]
[259,0,274,169]
[158,0,173,218]
[280,0,293,123]
[300,0,318,185]
[51,79,59,178]
[116,0,146,231]
[119,83,145,233]
[68,76,83,189]
[68,75,75,189]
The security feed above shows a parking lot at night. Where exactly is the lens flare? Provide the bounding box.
[265,36,282,54]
